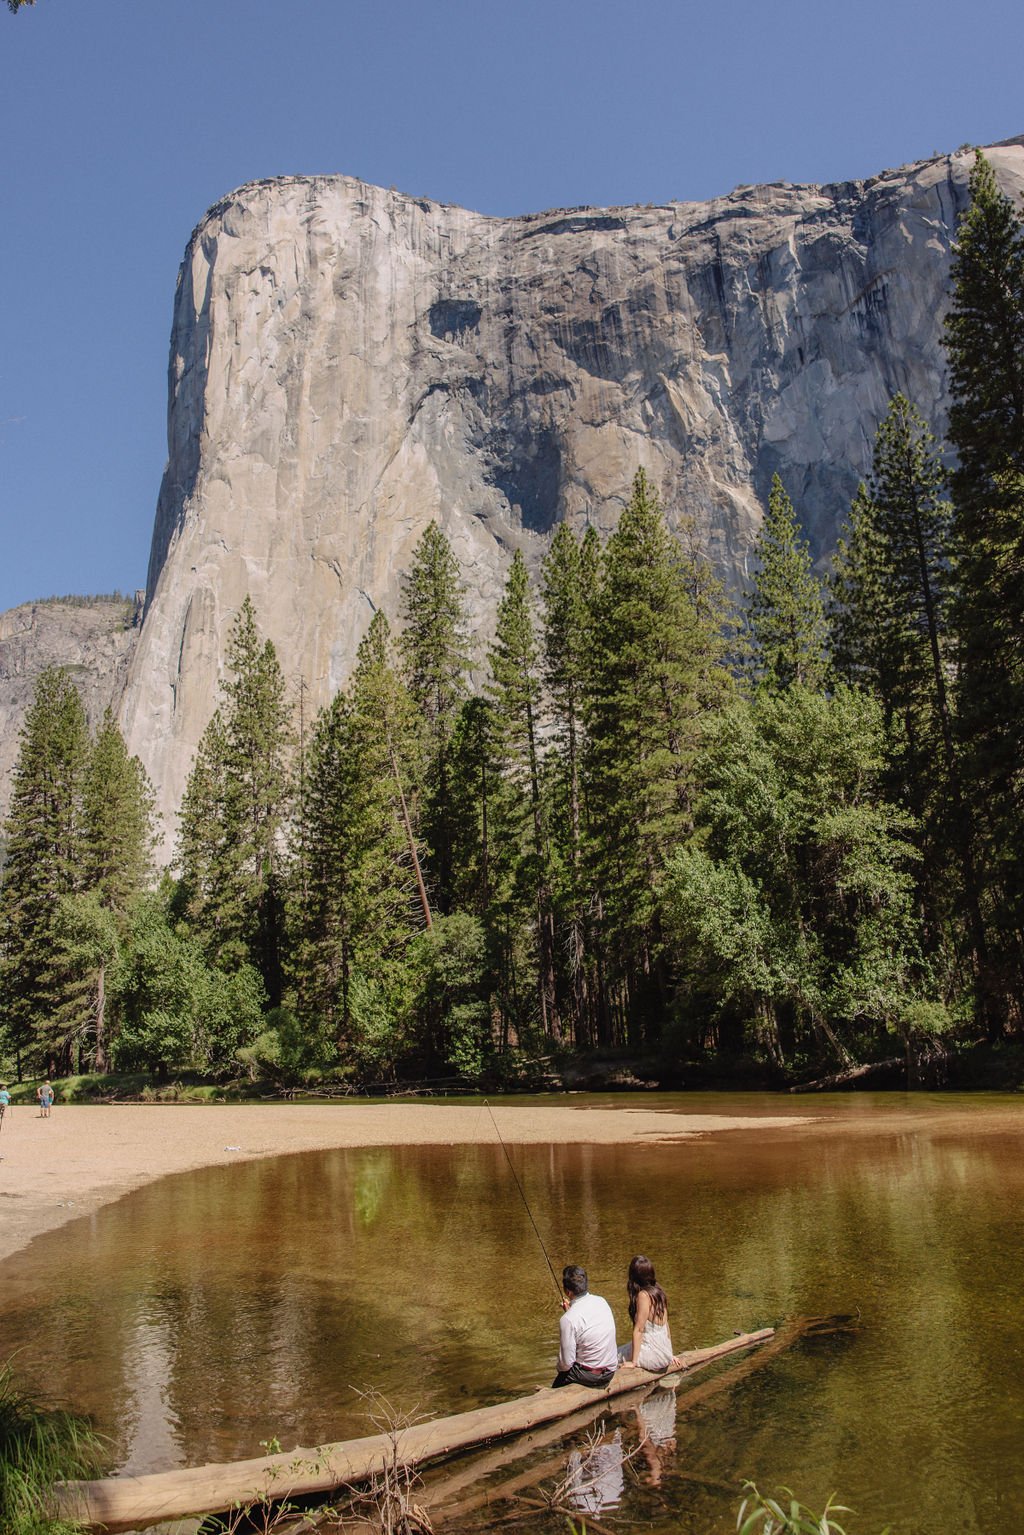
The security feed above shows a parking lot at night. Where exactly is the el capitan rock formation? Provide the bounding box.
[6,140,1024,849]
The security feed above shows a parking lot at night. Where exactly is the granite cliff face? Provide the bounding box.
[27,142,1024,851]
[0,600,141,824]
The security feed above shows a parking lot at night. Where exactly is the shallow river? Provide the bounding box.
[3,1092,1024,1534]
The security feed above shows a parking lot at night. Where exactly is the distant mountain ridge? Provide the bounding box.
[3,140,1023,853]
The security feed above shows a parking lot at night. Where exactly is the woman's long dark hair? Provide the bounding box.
[627,1254,668,1324]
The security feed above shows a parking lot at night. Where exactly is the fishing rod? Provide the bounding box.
[483,1099,563,1304]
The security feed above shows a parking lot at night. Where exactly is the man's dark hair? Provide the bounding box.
[562,1264,588,1297]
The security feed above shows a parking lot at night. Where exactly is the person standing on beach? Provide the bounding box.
[0,1083,9,1130]
[37,1081,53,1118]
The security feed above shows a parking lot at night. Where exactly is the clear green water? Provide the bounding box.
[3,1093,1024,1534]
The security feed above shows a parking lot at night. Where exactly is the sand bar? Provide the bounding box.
[0,1099,809,1266]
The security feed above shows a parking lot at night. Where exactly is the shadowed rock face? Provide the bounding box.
[97,141,1024,849]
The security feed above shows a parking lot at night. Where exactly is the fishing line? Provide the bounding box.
[483,1099,563,1302]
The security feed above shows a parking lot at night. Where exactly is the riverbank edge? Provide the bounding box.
[0,1100,814,1269]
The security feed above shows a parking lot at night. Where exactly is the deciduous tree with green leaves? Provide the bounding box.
[664,686,924,1070]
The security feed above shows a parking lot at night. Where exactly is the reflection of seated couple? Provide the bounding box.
[553,1255,679,1388]
[555,1255,679,1512]
[565,1392,678,1514]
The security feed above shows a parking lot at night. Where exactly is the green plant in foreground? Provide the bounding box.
[0,1363,104,1535]
[736,1481,887,1535]
[736,1482,845,1535]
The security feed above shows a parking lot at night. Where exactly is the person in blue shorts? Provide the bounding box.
[37,1080,53,1118]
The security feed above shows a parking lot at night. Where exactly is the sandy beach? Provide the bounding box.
[0,1099,811,1267]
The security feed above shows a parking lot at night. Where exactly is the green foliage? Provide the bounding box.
[664,686,924,1066]
[178,598,292,1004]
[736,1483,855,1535]
[745,474,828,691]
[399,521,473,911]
[106,899,264,1075]
[0,669,90,1074]
[237,1007,335,1084]
[541,522,594,1043]
[944,150,1024,513]
[828,395,972,983]
[0,1361,104,1535]
[487,548,559,1038]
[830,397,953,740]
[585,469,732,1034]
[293,612,425,1062]
[407,911,490,1074]
[943,150,1024,1024]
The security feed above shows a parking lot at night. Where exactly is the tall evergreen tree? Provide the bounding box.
[296,613,427,1056]
[71,710,157,1070]
[487,549,559,1039]
[943,150,1024,1022]
[399,523,473,911]
[829,397,969,969]
[945,150,1024,509]
[744,474,827,691]
[585,469,731,1036]
[178,598,292,1005]
[542,522,592,1042]
[0,669,89,1074]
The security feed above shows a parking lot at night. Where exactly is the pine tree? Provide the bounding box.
[943,151,1024,1023]
[541,522,591,1042]
[73,710,157,1070]
[297,613,427,1056]
[178,598,292,1005]
[744,474,827,691]
[828,398,998,1003]
[830,397,954,757]
[945,150,1024,510]
[487,549,559,1039]
[585,469,731,1036]
[399,523,473,911]
[0,669,89,1074]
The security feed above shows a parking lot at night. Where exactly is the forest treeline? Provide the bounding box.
[1,151,1022,1087]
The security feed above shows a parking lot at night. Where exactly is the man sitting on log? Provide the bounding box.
[553,1263,618,1388]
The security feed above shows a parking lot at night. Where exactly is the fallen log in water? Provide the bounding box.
[427,1315,846,1525]
[57,1328,778,1531]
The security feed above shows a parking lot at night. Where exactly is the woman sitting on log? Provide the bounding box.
[618,1254,677,1372]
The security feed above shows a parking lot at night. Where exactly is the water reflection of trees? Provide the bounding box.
[1,1121,1023,1534]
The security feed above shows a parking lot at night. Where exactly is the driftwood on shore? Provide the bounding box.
[789,1056,904,1092]
[58,1329,778,1531]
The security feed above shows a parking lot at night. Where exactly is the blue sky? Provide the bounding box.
[1,0,1021,615]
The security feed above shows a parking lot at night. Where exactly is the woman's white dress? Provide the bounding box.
[619,1316,674,1371]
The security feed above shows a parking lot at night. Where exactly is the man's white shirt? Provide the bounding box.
[558,1291,618,1373]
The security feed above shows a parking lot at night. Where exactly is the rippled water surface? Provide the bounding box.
[4,1092,1024,1534]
